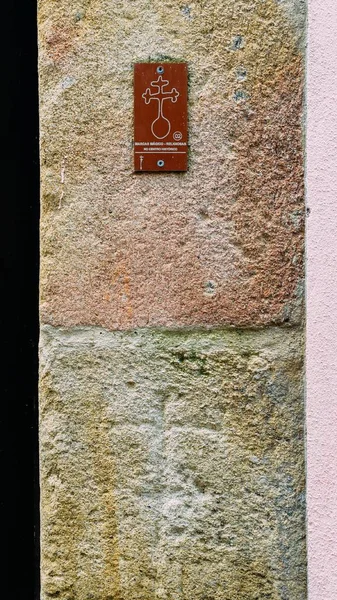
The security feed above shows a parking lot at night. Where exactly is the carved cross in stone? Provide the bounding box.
[142,75,179,139]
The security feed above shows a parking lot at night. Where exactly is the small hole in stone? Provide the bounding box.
[233,89,249,103]
[181,5,191,18]
[236,66,247,81]
[204,280,217,296]
[232,35,244,50]
[199,207,209,219]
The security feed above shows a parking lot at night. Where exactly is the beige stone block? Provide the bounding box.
[40,326,306,599]
[38,0,305,330]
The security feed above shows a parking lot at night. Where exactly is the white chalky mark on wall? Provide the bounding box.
[59,157,67,209]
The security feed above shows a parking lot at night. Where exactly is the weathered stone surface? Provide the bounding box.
[40,325,306,600]
[38,0,305,330]
[38,1,306,596]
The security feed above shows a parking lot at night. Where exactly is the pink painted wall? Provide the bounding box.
[307,0,337,597]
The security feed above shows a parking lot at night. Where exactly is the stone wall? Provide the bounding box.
[38,1,306,598]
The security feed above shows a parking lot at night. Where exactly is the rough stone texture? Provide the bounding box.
[40,326,306,600]
[38,1,306,597]
[38,0,305,330]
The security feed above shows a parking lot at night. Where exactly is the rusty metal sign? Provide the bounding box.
[134,63,188,172]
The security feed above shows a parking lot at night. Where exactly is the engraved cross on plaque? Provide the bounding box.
[142,75,179,140]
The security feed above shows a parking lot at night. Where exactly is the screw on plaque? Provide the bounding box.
[157,160,165,167]
[157,65,164,74]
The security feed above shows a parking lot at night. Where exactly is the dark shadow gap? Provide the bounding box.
[2,1,40,598]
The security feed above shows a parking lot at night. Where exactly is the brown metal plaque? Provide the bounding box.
[134,63,188,172]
